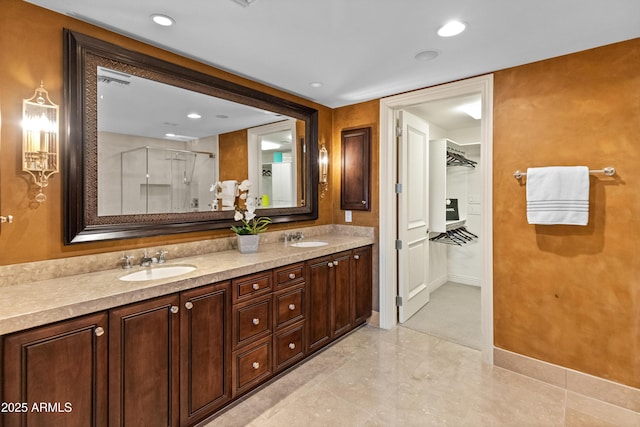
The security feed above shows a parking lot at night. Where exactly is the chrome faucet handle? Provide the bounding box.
[121,255,133,269]
[156,250,168,264]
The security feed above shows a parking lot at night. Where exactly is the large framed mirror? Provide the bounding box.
[63,30,318,244]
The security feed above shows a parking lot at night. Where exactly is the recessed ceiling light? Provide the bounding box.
[414,50,440,62]
[309,82,323,88]
[187,113,202,119]
[151,14,175,27]
[437,20,467,37]
[165,133,176,137]
[261,141,281,150]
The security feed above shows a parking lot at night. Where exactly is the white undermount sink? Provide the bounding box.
[119,265,197,282]
[290,241,328,248]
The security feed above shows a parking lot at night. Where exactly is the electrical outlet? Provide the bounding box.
[345,210,352,222]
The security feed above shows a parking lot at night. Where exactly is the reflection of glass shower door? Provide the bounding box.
[121,147,210,214]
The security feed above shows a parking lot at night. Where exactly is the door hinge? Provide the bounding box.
[396,126,403,137]
[395,239,403,250]
[395,183,402,193]
[396,296,403,307]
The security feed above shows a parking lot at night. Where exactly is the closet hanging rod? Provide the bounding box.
[513,167,615,180]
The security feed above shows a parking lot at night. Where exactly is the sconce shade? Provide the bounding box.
[319,144,329,184]
[22,82,59,203]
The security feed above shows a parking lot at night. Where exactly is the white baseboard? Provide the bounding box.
[447,273,481,287]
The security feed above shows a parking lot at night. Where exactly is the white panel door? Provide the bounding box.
[398,110,430,323]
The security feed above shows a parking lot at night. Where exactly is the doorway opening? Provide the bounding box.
[379,75,494,363]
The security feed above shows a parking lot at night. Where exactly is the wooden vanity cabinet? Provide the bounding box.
[109,294,180,427]
[2,312,108,427]
[180,282,232,426]
[306,250,352,354]
[352,245,373,326]
[306,247,373,354]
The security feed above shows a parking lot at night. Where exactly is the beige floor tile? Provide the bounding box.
[201,326,638,427]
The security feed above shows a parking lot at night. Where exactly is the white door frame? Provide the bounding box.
[378,74,495,364]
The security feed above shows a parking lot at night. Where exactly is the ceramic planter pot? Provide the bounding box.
[236,234,260,253]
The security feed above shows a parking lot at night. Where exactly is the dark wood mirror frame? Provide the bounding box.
[63,29,318,244]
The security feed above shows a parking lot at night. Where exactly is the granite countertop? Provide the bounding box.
[0,233,374,335]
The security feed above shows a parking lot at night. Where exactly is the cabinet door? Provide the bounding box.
[352,246,373,325]
[331,251,352,338]
[3,312,108,427]
[306,256,332,353]
[109,295,180,427]
[341,127,371,211]
[180,282,231,426]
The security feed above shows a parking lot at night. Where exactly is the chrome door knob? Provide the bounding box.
[252,318,260,325]
[185,301,194,310]
[170,306,179,314]
[94,326,105,337]
[288,304,295,311]
[288,343,296,350]
[252,283,260,290]
[289,273,296,279]
[252,362,260,370]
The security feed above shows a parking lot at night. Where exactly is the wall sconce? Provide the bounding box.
[22,82,59,203]
[319,143,329,198]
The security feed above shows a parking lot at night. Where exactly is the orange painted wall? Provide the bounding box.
[0,0,332,265]
[331,100,380,228]
[218,129,249,182]
[493,38,640,388]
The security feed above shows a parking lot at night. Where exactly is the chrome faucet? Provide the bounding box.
[140,250,154,267]
[282,232,305,243]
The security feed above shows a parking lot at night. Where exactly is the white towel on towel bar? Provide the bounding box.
[526,166,590,226]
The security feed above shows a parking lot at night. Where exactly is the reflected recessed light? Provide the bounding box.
[187,113,202,119]
[414,49,440,62]
[151,14,175,27]
[437,20,466,37]
[309,82,323,88]
[165,133,176,137]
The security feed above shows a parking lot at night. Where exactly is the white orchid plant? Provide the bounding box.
[225,180,271,235]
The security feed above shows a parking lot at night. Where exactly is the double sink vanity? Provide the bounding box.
[0,227,374,426]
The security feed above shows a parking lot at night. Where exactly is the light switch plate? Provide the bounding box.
[345,210,352,222]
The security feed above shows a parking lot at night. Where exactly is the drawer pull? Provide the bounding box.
[328,262,333,267]
[252,283,260,290]
[252,318,260,326]
[288,304,296,311]
[170,306,179,314]
[185,301,194,310]
[94,326,105,337]
[354,254,360,260]
[288,342,296,350]
[288,273,296,279]
[252,362,260,370]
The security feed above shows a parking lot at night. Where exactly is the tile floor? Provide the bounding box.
[402,282,481,350]
[202,326,639,426]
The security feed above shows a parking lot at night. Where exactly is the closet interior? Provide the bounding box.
[402,96,483,349]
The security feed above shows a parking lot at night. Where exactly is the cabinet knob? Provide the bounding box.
[288,304,296,311]
[354,254,360,260]
[252,283,260,290]
[288,342,296,350]
[362,200,366,204]
[252,318,260,326]
[334,260,339,266]
[288,273,296,279]
[185,301,194,310]
[170,306,179,314]
[328,262,333,267]
[94,326,105,337]
[252,362,260,370]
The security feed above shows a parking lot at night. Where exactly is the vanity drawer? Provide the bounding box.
[274,263,305,289]
[274,323,305,372]
[274,286,305,330]
[233,295,272,348]
[232,337,272,396]
[233,272,272,303]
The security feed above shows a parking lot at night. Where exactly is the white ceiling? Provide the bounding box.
[27,0,640,109]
